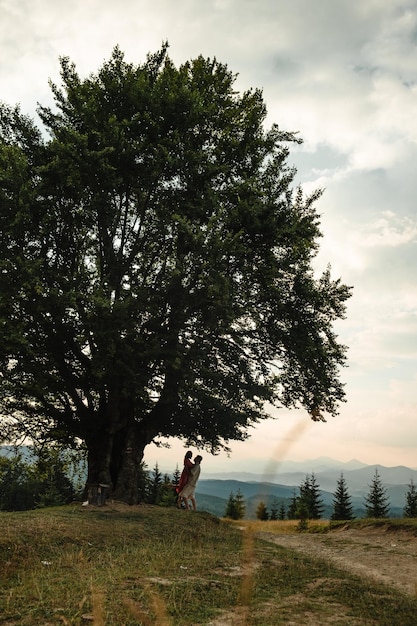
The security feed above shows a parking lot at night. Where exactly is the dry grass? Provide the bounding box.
[2,505,417,625]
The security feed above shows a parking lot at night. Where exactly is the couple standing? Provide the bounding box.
[176,451,203,510]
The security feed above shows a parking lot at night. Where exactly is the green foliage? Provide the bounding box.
[135,462,178,507]
[403,479,417,518]
[296,501,309,531]
[285,474,324,521]
[234,489,246,520]
[256,500,269,520]
[0,448,76,511]
[224,492,235,518]
[146,462,163,504]
[331,472,354,520]
[364,468,390,518]
[136,461,151,503]
[287,489,299,519]
[269,497,279,520]
[31,446,76,507]
[0,45,351,500]
[299,473,324,519]
[224,489,246,520]
[0,455,37,510]
[158,473,177,507]
[278,502,287,520]
[172,464,181,489]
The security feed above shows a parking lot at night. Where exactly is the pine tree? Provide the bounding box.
[310,473,325,519]
[299,473,324,519]
[137,462,150,502]
[224,491,245,520]
[296,501,309,531]
[364,468,390,518]
[403,479,417,518]
[171,465,181,490]
[147,462,163,504]
[298,475,310,516]
[331,473,354,520]
[287,490,299,519]
[234,489,246,520]
[256,501,269,521]
[269,498,279,520]
[278,503,287,520]
[158,473,177,507]
[224,492,236,519]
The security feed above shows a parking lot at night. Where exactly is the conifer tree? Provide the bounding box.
[256,501,269,520]
[299,473,324,519]
[403,479,417,518]
[224,490,245,520]
[147,462,163,504]
[331,472,354,520]
[224,492,239,519]
[269,498,279,520]
[296,501,309,531]
[234,489,246,520]
[298,474,310,515]
[278,503,287,520]
[137,461,150,503]
[309,472,325,519]
[287,490,299,519]
[159,473,177,507]
[364,468,390,518]
[171,465,181,490]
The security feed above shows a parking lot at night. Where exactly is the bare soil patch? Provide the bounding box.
[258,526,417,597]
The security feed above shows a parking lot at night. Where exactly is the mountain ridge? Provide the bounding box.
[202,460,417,484]
[195,459,417,517]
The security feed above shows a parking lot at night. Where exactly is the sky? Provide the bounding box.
[1,0,416,473]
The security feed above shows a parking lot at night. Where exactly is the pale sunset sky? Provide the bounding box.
[1,0,416,473]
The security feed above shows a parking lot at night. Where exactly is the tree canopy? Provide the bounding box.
[0,45,351,501]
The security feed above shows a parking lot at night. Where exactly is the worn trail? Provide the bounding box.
[258,527,417,597]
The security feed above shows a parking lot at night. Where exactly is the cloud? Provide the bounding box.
[359,212,417,248]
[350,387,417,451]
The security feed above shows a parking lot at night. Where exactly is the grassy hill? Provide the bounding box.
[2,504,417,625]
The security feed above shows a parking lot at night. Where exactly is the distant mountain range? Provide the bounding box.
[195,457,417,519]
[202,455,416,481]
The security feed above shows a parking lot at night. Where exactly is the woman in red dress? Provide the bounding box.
[176,451,194,507]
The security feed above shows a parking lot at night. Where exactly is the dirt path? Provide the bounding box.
[258,526,417,597]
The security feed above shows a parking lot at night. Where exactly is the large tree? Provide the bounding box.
[0,46,351,502]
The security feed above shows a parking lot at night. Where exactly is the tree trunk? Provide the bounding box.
[85,432,113,486]
[85,429,114,504]
[111,425,147,504]
[84,421,149,505]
